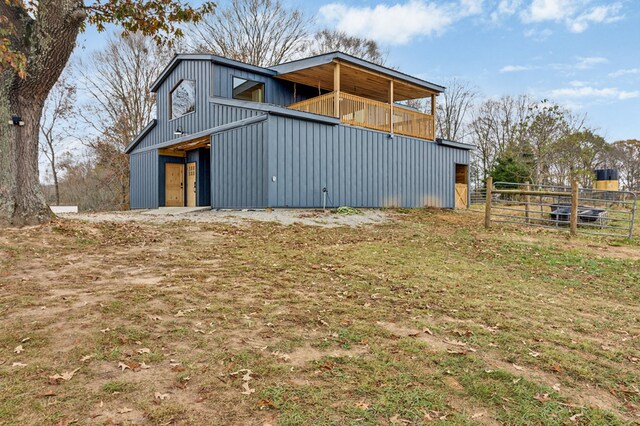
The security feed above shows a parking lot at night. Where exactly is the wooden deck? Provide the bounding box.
[288,91,435,140]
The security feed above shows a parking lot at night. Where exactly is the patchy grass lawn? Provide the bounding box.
[0,209,639,425]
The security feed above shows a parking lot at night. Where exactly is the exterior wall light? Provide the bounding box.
[8,115,25,126]
[174,127,185,136]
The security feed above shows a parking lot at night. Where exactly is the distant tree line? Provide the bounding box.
[431,80,639,192]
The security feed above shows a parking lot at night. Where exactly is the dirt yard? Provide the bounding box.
[0,209,639,425]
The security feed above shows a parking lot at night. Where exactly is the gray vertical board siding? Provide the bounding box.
[130,150,159,209]
[213,63,319,106]
[211,121,267,208]
[210,103,262,127]
[137,60,212,151]
[267,116,469,208]
[130,60,319,154]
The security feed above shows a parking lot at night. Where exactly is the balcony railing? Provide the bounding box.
[288,91,435,140]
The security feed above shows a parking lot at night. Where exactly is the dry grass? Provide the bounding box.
[0,209,639,425]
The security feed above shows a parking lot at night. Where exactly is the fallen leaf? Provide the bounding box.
[424,328,434,335]
[137,348,151,355]
[271,351,291,362]
[534,393,551,402]
[12,362,27,368]
[472,411,486,419]
[512,364,525,371]
[49,368,81,383]
[21,337,31,343]
[118,362,130,372]
[355,400,369,410]
[241,382,255,395]
[529,351,540,358]
[100,328,110,333]
[553,383,561,392]
[569,413,584,423]
[117,407,133,414]
[140,362,151,369]
[154,392,170,400]
[14,345,23,354]
[81,355,94,362]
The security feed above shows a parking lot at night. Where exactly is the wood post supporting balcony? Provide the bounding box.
[334,62,340,119]
[390,80,394,135]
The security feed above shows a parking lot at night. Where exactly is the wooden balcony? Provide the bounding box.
[288,91,435,141]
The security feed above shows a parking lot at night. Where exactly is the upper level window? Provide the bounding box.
[170,80,196,119]
[233,77,265,103]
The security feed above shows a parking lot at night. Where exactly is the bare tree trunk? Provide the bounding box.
[0,1,85,226]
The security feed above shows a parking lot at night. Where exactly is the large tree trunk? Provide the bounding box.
[0,1,85,226]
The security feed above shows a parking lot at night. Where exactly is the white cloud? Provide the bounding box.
[523,0,577,22]
[524,27,553,40]
[318,0,483,45]
[520,0,624,33]
[575,56,608,69]
[609,68,640,78]
[550,86,640,100]
[500,65,530,73]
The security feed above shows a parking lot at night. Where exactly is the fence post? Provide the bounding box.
[485,176,493,229]
[525,183,531,224]
[570,180,579,236]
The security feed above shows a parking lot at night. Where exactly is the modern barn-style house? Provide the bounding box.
[126,52,473,210]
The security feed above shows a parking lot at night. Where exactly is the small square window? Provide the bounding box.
[170,80,196,119]
[233,77,265,103]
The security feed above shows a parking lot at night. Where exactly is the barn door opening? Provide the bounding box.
[165,163,185,207]
[455,164,469,209]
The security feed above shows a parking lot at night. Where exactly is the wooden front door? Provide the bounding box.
[186,162,197,207]
[165,163,184,207]
[454,164,469,209]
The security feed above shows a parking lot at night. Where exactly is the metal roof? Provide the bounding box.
[149,52,444,95]
[271,51,445,94]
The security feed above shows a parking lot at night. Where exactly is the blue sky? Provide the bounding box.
[76,0,639,142]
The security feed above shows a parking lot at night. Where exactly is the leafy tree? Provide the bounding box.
[310,29,386,65]
[609,139,640,191]
[490,154,533,185]
[516,100,571,185]
[187,0,311,67]
[554,129,609,187]
[0,0,214,226]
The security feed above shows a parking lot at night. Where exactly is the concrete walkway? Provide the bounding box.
[141,206,211,216]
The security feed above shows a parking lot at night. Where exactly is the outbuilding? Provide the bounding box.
[126,52,473,209]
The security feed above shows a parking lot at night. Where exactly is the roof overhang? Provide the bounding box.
[271,52,444,102]
[150,54,277,93]
[436,138,475,151]
[125,119,157,154]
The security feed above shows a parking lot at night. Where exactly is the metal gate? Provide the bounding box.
[472,179,637,239]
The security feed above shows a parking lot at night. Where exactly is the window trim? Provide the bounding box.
[169,79,197,121]
[231,75,266,103]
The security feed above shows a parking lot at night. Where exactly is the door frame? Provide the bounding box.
[165,162,185,207]
[186,161,197,207]
[454,163,469,209]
